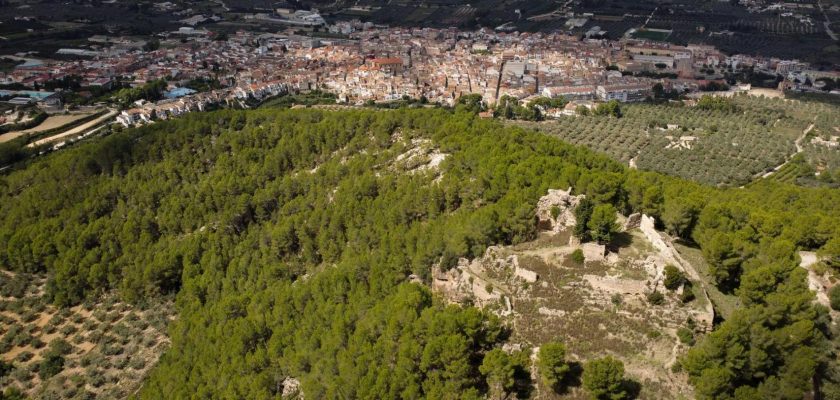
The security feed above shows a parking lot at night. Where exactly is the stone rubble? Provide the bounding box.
[536,188,585,232]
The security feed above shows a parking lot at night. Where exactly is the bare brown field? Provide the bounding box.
[0,111,99,143]
[26,109,117,148]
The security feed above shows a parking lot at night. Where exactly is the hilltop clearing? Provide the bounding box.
[432,188,716,398]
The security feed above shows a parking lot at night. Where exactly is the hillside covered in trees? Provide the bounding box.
[1,108,839,399]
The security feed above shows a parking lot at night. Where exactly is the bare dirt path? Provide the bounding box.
[760,122,814,179]
[817,0,838,40]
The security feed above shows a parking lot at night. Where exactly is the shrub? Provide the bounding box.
[113,356,129,369]
[679,285,696,303]
[71,333,85,345]
[571,249,585,264]
[129,357,146,370]
[646,291,665,305]
[0,274,29,298]
[69,374,85,388]
[107,311,122,323]
[20,310,38,323]
[6,300,23,314]
[87,331,103,344]
[60,324,77,336]
[79,355,93,368]
[87,371,106,388]
[64,357,79,369]
[101,343,124,356]
[30,300,46,313]
[44,323,58,334]
[134,320,150,331]
[62,385,78,399]
[92,310,107,322]
[610,293,622,306]
[31,338,45,349]
[75,390,96,400]
[15,351,34,363]
[11,366,31,382]
[143,336,159,347]
[113,322,131,338]
[47,314,64,327]
[49,338,73,356]
[11,332,32,347]
[677,327,695,345]
[38,353,65,380]
[830,286,840,311]
[663,265,685,291]
[0,359,13,378]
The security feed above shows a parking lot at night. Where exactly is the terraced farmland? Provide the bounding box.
[518,95,839,186]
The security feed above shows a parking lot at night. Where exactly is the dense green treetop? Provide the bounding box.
[537,342,571,391]
[582,356,627,400]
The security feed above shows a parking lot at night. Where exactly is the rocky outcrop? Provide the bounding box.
[799,251,831,308]
[640,215,677,266]
[515,266,538,283]
[484,246,538,283]
[536,188,585,232]
[431,259,499,305]
[624,213,642,231]
[581,243,606,262]
[538,307,566,317]
[281,377,303,399]
[638,214,714,332]
[431,246,534,315]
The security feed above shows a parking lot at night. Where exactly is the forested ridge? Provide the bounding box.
[1,108,839,399]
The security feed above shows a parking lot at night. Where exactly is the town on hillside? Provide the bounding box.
[0,13,838,141]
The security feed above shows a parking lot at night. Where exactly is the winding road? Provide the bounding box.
[760,123,814,179]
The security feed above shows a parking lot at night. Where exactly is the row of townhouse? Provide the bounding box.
[541,81,653,102]
[118,80,291,127]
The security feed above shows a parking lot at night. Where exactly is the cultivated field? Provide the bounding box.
[26,109,117,148]
[0,271,175,399]
[518,94,839,186]
[0,111,101,144]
